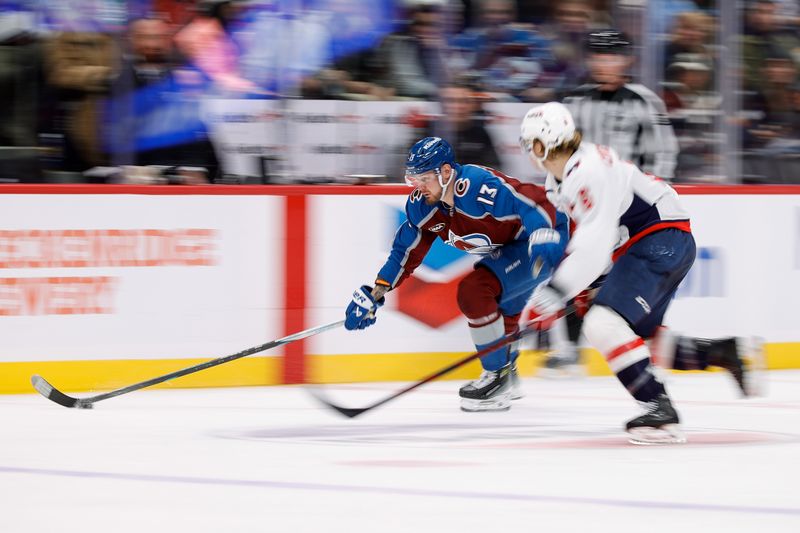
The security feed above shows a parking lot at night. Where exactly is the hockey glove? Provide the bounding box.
[523,283,567,330]
[527,228,563,269]
[344,285,385,331]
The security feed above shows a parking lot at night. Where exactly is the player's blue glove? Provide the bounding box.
[344,285,385,331]
[527,228,564,269]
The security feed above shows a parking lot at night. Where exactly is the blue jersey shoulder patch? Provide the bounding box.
[453,165,504,214]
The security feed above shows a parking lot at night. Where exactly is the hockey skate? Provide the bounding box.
[626,394,686,445]
[539,344,584,379]
[707,337,766,397]
[509,362,524,400]
[459,365,512,412]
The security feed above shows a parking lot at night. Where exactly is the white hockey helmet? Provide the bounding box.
[519,102,576,164]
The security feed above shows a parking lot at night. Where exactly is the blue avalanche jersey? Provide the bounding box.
[376,164,569,289]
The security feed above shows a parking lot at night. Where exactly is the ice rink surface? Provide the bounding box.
[2,370,799,533]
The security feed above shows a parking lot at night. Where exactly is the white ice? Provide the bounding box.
[2,370,800,533]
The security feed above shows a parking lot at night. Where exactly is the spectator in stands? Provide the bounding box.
[302,52,395,100]
[298,0,395,100]
[174,0,260,94]
[741,0,800,92]
[743,52,798,150]
[779,80,800,184]
[538,0,608,98]
[663,54,717,112]
[369,0,451,100]
[790,82,800,140]
[0,9,43,182]
[451,0,556,101]
[772,0,800,28]
[43,25,119,173]
[415,77,501,167]
[106,17,219,184]
[152,0,200,29]
[239,1,339,96]
[647,0,703,36]
[662,53,721,180]
[740,50,800,183]
[664,11,715,73]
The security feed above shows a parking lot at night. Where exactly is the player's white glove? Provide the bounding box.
[523,283,567,329]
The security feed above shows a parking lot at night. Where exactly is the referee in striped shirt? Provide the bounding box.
[563,29,679,181]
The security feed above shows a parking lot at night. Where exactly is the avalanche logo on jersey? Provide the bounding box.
[445,230,501,255]
[391,206,475,328]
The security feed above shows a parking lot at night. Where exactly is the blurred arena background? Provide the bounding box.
[0,0,798,185]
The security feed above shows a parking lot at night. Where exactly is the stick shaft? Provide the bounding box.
[312,307,575,418]
[362,325,538,412]
[34,320,344,407]
[89,320,344,402]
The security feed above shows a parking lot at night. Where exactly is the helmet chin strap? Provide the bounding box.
[437,165,456,200]
[528,142,549,173]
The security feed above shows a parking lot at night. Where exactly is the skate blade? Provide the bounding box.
[460,394,512,412]
[538,364,586,380]
[627,424,687,445]
[510,382,524,400]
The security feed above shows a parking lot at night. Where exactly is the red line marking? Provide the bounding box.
[337,460,479,468]
[471,431,791,449]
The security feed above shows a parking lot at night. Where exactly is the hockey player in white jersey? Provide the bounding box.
[520,102,755,444]
[545,28,681,375]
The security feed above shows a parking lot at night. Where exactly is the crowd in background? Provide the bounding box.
[0,0,799,184]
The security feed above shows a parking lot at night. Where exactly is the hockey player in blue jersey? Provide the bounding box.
[520,102,759,444]
[344,136,569,412]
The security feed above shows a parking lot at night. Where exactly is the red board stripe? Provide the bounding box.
[283,195,307,384]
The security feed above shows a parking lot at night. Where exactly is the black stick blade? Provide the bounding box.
[328,405,369,419]
[306,389,368,419]
[30,375,86,409]
[305,321,561,419]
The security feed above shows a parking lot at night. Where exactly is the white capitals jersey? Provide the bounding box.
[544,142,691,299]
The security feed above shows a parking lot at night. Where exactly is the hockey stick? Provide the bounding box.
[31,319,345,409]
[308,314,563,419]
